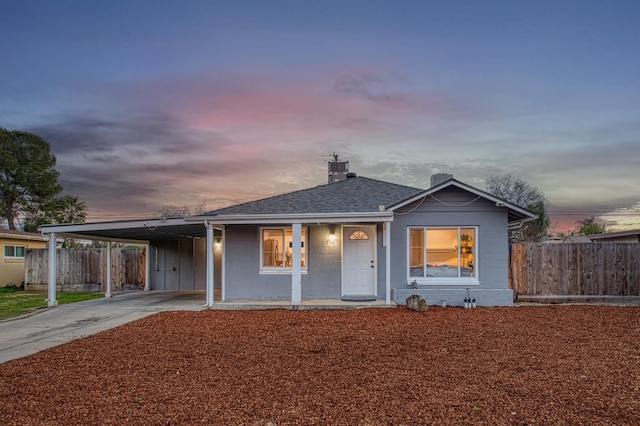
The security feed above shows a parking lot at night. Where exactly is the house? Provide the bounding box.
[587,229,640,243]
[544,235,593,244]
[0,229,49,287]
[39,175,536,307]
[545,229,640,244]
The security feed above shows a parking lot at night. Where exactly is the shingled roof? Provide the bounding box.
[204,176,424,216]
[0,229,48,241]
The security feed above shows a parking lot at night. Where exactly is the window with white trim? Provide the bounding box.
[408,227,476,281]
[261,227,307,271]
[4,245,26,259]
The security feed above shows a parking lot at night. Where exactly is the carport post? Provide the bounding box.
[105,241,112,298]
[47,232,58,307]
[144,243,150,291]
[205,221,214,307]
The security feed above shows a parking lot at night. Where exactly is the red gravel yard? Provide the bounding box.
[1,306,639,425]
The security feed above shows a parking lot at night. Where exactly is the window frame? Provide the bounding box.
[4,244,26,259]
[406,226,479,286]
[259,226,308,275]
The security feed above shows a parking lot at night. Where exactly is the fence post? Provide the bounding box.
[144,245,150,291]
[105,242,112,298]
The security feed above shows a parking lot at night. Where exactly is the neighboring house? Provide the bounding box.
[40,176,536,307]
[544,235,593,244]
[0,229,49,287]
[588,229,640,243]
[545,230,640,244]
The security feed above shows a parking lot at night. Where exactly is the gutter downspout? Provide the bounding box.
[507,215,538,231]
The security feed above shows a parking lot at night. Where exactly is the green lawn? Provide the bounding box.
[0,287,103,320]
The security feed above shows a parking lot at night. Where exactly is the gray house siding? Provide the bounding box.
[150,239,214,291]
[223,225,285,299]
[390,187,513,306]
[224,224,350,300]
[304,225,342,298]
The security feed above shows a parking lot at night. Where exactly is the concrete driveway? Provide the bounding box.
[0,291,205,364]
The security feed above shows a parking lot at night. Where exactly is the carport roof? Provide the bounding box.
[39,218,209,243]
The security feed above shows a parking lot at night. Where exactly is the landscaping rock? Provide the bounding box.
[2,306,639,425]
[406,294,428,311]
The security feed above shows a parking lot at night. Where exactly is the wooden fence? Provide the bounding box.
[510,243,640,296]
[25,248,146,292]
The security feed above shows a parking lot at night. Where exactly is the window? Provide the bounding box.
[261,227,306,271]
[4,245,26,258]
[349,230,369,240]
[408,227,476,282]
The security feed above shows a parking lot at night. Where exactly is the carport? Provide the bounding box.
[40,218,224,308]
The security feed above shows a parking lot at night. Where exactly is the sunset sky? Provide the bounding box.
[1,0,639,233]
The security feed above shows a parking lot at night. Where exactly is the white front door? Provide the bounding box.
[342,226,376,296]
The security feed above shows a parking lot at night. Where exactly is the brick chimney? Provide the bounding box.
[430,173,453,187]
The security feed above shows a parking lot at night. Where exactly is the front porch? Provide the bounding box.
[207,298,396,310]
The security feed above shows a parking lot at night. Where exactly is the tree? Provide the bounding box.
[575,216,606,235]
[485,174,550,242]
[23,195,87,233]
[0,127,62,229]
[158,205,192,217]
[158,201,207,218]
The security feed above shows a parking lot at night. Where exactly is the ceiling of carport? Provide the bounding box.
[59,223,209,242]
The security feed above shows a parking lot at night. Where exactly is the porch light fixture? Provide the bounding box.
[328,225,336,245]
[214,238,222,249]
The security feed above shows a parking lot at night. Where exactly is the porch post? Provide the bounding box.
[385,221,391,305]
[221,227,226,302]
[47,232,58,307]
[205,221,214,307]
[105,241,112,298]
[291,223,302,306]
[144,243,150,291]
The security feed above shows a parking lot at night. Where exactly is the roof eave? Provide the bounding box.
[0,233,49,242]
[588,229,640,240]
[187,211,395,225]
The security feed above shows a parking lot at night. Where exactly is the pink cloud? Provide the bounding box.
[157,69,477,137]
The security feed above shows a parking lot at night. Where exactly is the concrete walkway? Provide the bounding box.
[0,291,206,364]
